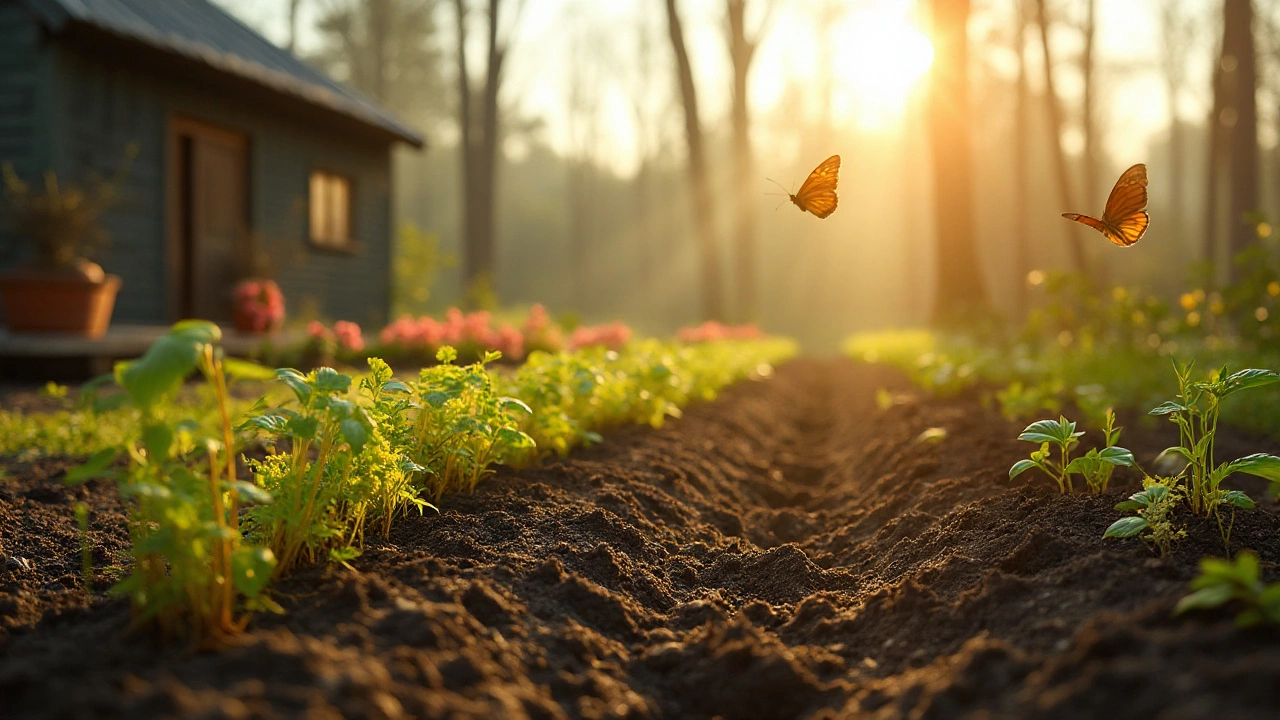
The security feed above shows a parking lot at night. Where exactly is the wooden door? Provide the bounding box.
[168,118,248,321]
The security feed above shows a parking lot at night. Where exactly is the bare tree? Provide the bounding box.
[452,0,524,293]
[287,0,305,53]
[1014,0,1032,311]
[1034,0,1088,275]
[1157,0,1196,249]
[725,0,775,322]
[1224,0,1259,270]
[1080,0,1100,208]
[927,0,989,323]
[664,0,724,321]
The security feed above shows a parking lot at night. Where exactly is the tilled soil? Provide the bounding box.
[2,359,1280,719]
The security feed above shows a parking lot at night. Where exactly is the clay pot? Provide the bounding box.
[0,262,122,339]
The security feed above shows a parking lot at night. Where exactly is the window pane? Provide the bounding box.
[310,171,327,243]
[333,177,349,242]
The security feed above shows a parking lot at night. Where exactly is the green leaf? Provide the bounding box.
[496,427,536,450]
[1215,368,1280,398]
[1175,584,1235,614]
[1103,516,1149,538]
[1222,490,1255,509]
[1155,446,1192,464]
[286,415,319,441]
[382,380,411,394]
[1145,484,1170,502]
[1114,499,1146,512]
[313,367,352,394]
[1018,418,1078,446]
[246,414,289,434]
[141,422,175,461]
[276,369,311,404]
[229,480,272,505]
[500,396,533,414]
[118,322,219,409]
[1220,454,1280,483]
[65,447,117,484]
[231,546,276,598]
[1098,446,1135,466]
[1149,400,1188,416]
[1009,458,1039,480]
[339,418,369,454]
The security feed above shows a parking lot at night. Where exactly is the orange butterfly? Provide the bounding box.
[1061,163,1149,247]
[773,155,840,219]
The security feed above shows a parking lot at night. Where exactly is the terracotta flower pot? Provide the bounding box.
[0,268,122,339]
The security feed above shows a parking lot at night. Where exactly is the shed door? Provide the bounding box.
[169,118,248,322]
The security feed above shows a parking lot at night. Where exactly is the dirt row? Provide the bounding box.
[2,359,1279,719]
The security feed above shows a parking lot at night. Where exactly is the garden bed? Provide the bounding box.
[2,359,1279,719]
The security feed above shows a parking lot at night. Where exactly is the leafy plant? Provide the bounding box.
[1176,552,1280,627]
[242,363,416,574]
[1104,481,1186,556]
[1,146,136,269]
[66,321,277,641]
[1009,414,1134,494]
[1149,361,1280,518]
[404,347,535,502]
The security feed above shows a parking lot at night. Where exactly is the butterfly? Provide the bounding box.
[1061,163,1149,247]
[770,155,840,219]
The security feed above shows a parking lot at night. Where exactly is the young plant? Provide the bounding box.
[1150,361,1280,518]
[1103,480,1186,556]
[1009,414,1134,494]
[405,347,535,501]
[1176,551,1280,627]
[243,365,402,574]
[66,321,277,642]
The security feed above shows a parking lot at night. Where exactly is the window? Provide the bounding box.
[309,170,352,249]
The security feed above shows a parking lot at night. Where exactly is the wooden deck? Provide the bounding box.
[0,324,301,381]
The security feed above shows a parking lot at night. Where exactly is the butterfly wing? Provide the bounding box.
[1099,163,1148,246]
[793,155,840,219]
[1061,163,1149,247]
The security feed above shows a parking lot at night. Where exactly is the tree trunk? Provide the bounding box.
[728,0,758,322]
[1224,0,1258,274]
[1034,0,1089,276]
[453,0,505,292]
[664,0,724,321]
[1013,0,1031,313]
[369,0,391,103]
[287,0,303,53]
[1204,41,1224,270]
[927,0,988,324]
[1081,0,1100,210]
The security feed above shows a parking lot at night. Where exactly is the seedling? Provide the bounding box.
[1009,413,1134,494]
[66,321,278,641]
[1103,480,1186,556]
[1149,361,1280,521]
[1176,552,1280,627]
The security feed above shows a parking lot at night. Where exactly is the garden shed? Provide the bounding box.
[0,0,424,326]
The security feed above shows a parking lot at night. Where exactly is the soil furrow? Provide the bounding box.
[2,359,1279,719]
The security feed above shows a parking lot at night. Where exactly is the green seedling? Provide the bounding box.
[66,321,277,642]
[1176,551,1280,627]
[1009,413,1134,494]
[74,501,92,594]
[1149,362,1280,533]
[1104,480,1186,556]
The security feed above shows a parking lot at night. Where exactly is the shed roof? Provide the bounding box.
[20,0,424,147]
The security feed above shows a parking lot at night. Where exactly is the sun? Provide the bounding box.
[834,3,934,128]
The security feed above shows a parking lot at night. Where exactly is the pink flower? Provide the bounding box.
[233,278,286,333]
[570,322,632,351]
[523,304,563,353]
[332,320,365,353]
[307,320,333,342]
[492,324,524,359]
[678,322,763,343]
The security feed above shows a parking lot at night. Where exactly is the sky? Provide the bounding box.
[214,0,1236,179]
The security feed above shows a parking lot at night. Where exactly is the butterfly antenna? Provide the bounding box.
[765,177,790,195]
[774,197,787,211]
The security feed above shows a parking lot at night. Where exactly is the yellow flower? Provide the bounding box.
[1259,222,1273,239]
[1111,287,1128,302]
[1180,293,1198,311]
[1209,300,1224,315]
[1257,307,1270,322]
[1193,288,1206,303]
[1027,270,1045,287]
[1131,310,1146,325]
[1057,330,1073,347]
[1186,311,1201,327]
[1268,281,1279,297]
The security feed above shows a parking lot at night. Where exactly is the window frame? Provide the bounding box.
[307,168,356,253]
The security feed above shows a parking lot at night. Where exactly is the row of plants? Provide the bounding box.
[56,321,796,642]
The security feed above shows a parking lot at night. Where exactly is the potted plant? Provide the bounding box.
[0,148,134,338]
